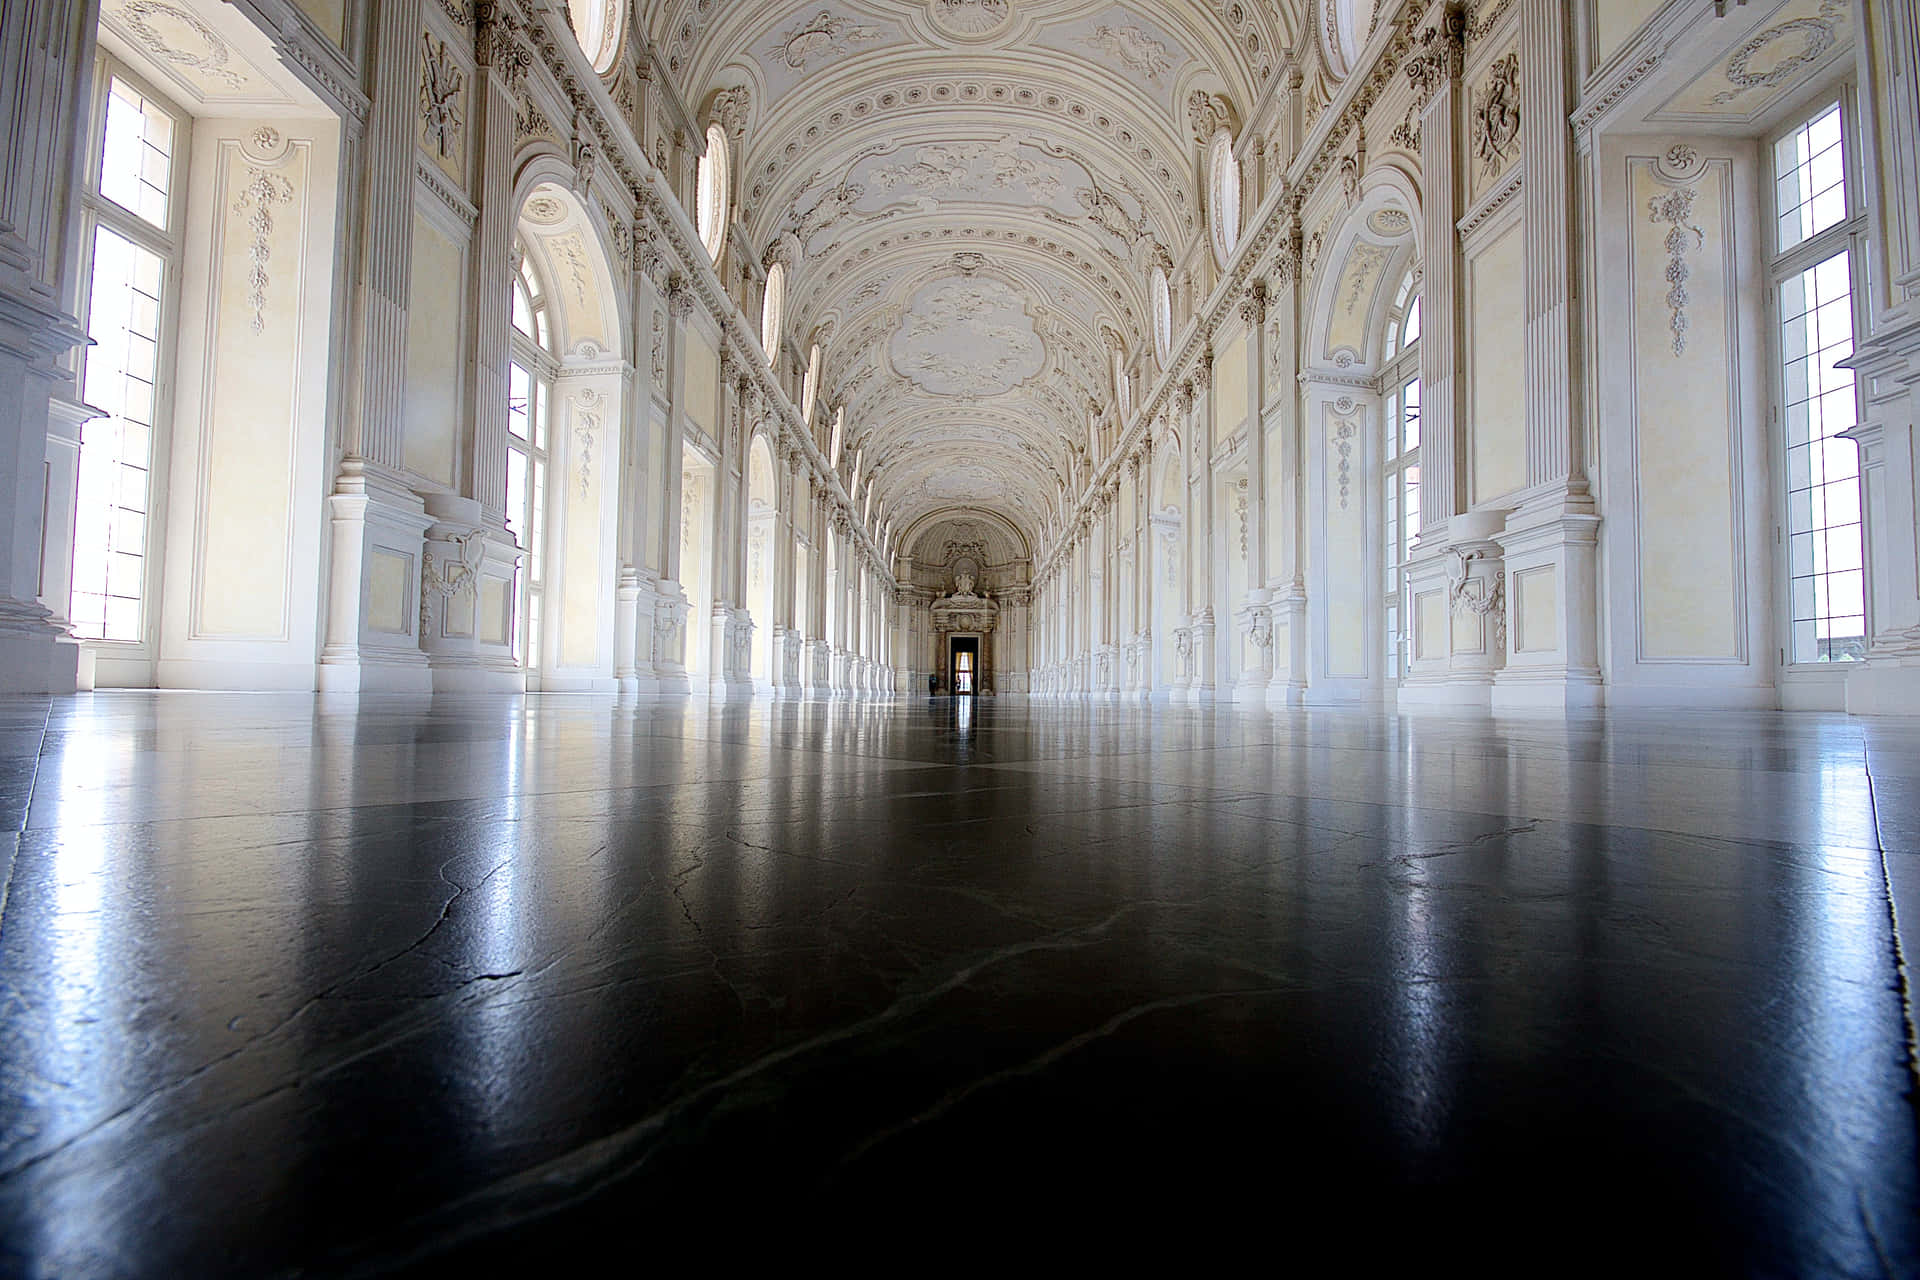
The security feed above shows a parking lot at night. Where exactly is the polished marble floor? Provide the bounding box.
[0,691,1916,1274]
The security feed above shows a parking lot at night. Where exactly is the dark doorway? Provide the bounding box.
[950,636,978,695]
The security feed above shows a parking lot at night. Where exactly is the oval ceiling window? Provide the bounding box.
[761,261,786,365]
[568,0,623,74]
[1207,130,1241,270]
[1150,264,1172,365]
[696,123,730,262]
[1322,0,1371,80]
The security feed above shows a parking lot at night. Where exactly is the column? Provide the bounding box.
[1238,285,1275,699]
[1491,0,1602,709]
[318,0,435,693]
[0,1,98,691]
[1843,0,1920,712]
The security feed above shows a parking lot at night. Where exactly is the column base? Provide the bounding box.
[1396,676,1494,710]
[1847,652,1920,716]
[1265,681,1306,708]
[0,605,80,694]
[1491,668,1606,712]
[316,651,433,695]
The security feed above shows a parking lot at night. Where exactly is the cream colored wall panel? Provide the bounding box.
[480,577,510,646]
[1594,0,1665,64]
[403,213,464,487]
[1451,606,1484,654]
[291,0,346,45]
[1469,221,1527,505]
[1213,332,1249,447]
[367,551,411,634]
[1630,157,1740,660]
[684,327,718,436]
[1416,589,1447,664]
[1325,405,1367,677]
[1514,566,1559,653]
[561,388,611,669]
[195,141,308,638]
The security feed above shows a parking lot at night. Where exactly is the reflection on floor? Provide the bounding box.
[0,692,1916,1272]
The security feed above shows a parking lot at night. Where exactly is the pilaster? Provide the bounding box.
[0,0,99,692]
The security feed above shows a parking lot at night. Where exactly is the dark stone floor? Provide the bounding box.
[0,692,1916,1275]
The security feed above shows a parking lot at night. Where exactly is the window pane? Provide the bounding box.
[508,362,530,440]
[1779,248,1863,662]
[100,78,174,231]
[512,279,535,340]
[72,224,165,642]
[1776,101,1846,253]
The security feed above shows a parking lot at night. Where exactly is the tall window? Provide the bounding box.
[760,260,785,365]
[1383,273,1421,679]
[566,0,623,73]
[71,69,185,644]
[1150,264,1172,366]
[1771,98,1868,664]
[696,123,729,263]
[1207,130,1241,270]
[508,247,555,670]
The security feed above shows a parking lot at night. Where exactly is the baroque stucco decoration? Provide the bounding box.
[419,32,465,160]
[1472,52,1520,176]
[1648,144,1708,358]
[656,0,1283,539]
[889,275,1045,398]
[232,130,296,337]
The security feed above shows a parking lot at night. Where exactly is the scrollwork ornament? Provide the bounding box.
[1240,281,1268,326]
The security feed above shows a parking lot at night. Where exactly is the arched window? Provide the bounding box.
[1150,264,1172,366]
[760,260,785,365]
[696,122,730,263]
[829,405,845,467]
[1108,335,1132,421]
[1383,269,1421,681]
[1324,0,1372,80]
[567,0,623,74]
[801,341,821,423]
[507,244,557,672]
[1207,130,1241,270]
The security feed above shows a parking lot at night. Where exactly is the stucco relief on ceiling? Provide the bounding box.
[1034,6,1192,100]
[854,137,1081,213]
[889,276,1047,398]
[1647,0,1850,123]
[755,8,904,100]
[929,0,1016,39]
[924,465,1005,501]
[104,0,277,101]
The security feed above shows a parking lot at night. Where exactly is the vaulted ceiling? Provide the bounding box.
[643,0,1302,553]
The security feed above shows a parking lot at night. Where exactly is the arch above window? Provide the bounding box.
[1207,130,1241,271]
[696,123,730,263]
[511,246,553,353]
[1386,268,1421,358]
[566,0,622,74]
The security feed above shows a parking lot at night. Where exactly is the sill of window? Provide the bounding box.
[1780,663,1858,680]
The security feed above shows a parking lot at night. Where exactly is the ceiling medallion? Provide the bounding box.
[1366,208,1412,238]
[522,193,568,225]
[928,0,1013,39]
